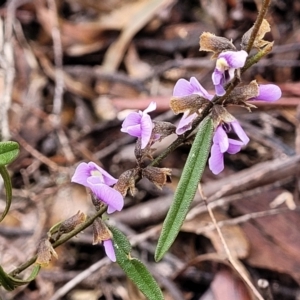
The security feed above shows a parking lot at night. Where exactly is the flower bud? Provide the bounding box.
[114,169,137,197]
[36,238,58,267]
[226,80,259,109]
[199,32,236,59]
[142,166,172,190]
[92,218,112,245]
[152,121,176,141]
[58,211,86,234]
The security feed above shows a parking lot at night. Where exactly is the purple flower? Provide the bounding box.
[173,77,213,135]
[121,102,156,149]
[212,50,248,96]
[103,239,116,262]
[251,84,282,102]
[208,120,249,175]
[72,162,124,214]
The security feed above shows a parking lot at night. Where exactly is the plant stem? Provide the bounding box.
[10,207,106,277]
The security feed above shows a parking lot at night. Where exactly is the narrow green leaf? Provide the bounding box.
[0,141,19,166]
[0,265,15,291]
[0,264,41,291]
[111,227,164,300]
[155,116,214,261]
[0,166,13,222]
[109,226,132,254]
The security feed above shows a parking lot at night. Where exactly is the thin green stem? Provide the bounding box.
[10,207,106,277]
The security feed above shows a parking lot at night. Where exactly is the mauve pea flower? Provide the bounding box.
[173,77,213,135]
[121,102,156,149]
[72,162,124,214]
[251,84,282,102]
[103,239,116,262]
[209,120,249,175]
[212,50,248,96]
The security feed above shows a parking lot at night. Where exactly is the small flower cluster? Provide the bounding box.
[70,19,282,263]
[120,19,282,175]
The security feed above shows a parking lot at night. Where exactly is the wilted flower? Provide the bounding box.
[212,50,248,96]
[36,238,58,267]
[121,102,156,149]
[142,166,172,190]
[209,119,249,175]
[241,19,271,50]
[199,32,236,59]
[71,162,124,214]
[171,77,213,135]
[93,218,116,262]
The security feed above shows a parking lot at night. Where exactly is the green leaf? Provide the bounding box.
[155,116,214,262]
[0,264,41,291]
[0,166,13,222]
[0,141,19,166]
[111,227,164,300]
[109,226,132,254]
[0,265,15,291]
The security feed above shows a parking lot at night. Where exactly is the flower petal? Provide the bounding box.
[219,50,248,69]
[212,69,226,96]
[143,101,156,114]
[209,142,224,175]
[121,112,142,133]
[88,162,118,186]
[227,138,243,154]
[103,239,116,262]
[190,77,213,100]
[87,180,124,213]
[253,84,282,102]
[71,162,92,187]
[173,77,211,98]
[125,124,142,137]
[214,126,229,153]
[173,78,194,96]
[230,120,249,145]
[140,114,153,149]
[176,112,197,135]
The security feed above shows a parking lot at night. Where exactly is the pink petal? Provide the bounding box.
[230,121,249,145]
[71,162,92,187]
[126,124,142,137]
[140,114,153,149]
[219,50,248,69]
[209,142,225,175]
[212,70,226,96]
[121,112,142,132]
[176,112,197,135]
[103,239,116,262]
[190,77,213,100]
[227,139,243,154]
[214,126,229,153]
[254,84,282,102]
[87,162,118,186]
[173,78,194,96]
[143,101,156,114]
[87,181,124,214]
